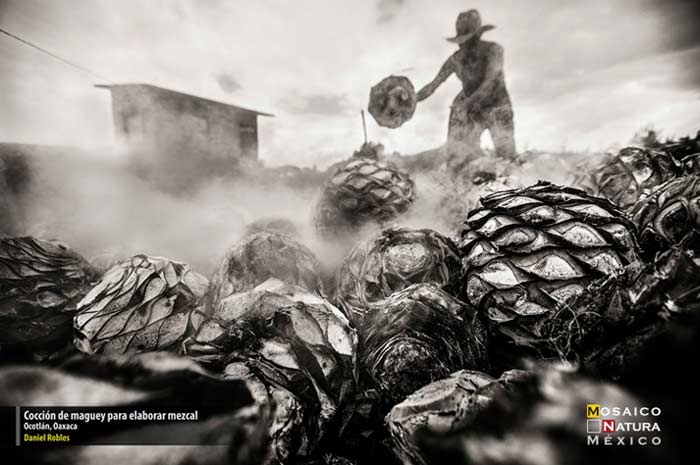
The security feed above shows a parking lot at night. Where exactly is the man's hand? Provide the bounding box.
[416,88,430,102]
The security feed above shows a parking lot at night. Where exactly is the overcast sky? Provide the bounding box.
[1,0,699,167]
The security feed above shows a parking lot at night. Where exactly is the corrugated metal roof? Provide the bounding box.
[95,83,274,117]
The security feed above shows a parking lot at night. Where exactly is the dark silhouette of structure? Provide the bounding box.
[97,83,273,163]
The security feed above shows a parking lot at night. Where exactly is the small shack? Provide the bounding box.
[97,83,273,162]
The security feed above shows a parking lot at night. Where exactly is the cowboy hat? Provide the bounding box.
[446,9,495,44]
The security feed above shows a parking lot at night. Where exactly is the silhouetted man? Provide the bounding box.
[417,10,516,161]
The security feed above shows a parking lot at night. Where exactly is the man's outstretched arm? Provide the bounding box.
[416,58,454,102]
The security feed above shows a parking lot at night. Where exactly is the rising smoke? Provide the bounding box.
[6,148,319,276]
[2,138,600,281]
[1,0,698,279]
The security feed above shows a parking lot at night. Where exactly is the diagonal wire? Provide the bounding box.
[0,26,108,81]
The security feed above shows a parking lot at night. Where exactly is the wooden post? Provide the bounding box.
[361,110,368,144]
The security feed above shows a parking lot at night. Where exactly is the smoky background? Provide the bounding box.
[1,0,699,277]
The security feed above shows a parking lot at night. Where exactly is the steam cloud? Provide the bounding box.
[13,150,319,276]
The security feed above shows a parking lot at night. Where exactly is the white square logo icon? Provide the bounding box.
[587,419,601,434]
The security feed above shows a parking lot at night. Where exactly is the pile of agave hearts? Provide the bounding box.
[2,138,700,465]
